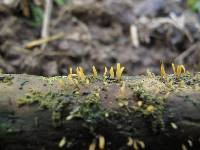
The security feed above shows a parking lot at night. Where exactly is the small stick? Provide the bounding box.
[25,32,64,49]
[22,0,30,17]
[41,0,53,50]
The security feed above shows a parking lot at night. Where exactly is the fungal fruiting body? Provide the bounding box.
[160,61,166,80]
[109,67,115,79]
[172,63,186,78]
[116,63,125,81]
[76,67,86,81]
[92,65,98,77]
[99,135,105,150]
[104,67,108,77]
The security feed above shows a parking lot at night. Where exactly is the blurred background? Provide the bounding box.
[0,0,200,76]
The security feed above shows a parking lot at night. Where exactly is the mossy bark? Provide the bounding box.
[0,74,200,150]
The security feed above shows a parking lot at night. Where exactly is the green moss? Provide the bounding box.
[0,75,14,85]
[16,90,74,125]
[67,90,104,123]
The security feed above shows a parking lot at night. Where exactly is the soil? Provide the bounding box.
[0,0,200,76]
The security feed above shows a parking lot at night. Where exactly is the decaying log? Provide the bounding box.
[0,73,200,150]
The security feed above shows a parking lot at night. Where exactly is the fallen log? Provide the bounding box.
[0,72,200,150]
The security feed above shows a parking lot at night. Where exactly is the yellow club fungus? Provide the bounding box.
[89,142,96,150]
[133,140,139,150]
[172,63,186,78]
[99,135,105,150]
[104,66,108,77]
[146,105,155,113]
[116,63,125,81]
[92,65,98,77]
[160,61,166,80]
[68,67,73,81]
[58,137,66,148]
[109,67,115,79]
[170,122,178,130]
[127,137,133,146]
[76,67,86,81]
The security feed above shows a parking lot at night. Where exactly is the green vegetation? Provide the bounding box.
[187,0,200,12]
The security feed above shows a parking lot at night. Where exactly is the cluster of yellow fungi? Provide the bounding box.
[160,62,186,80]
[67,63,125,82]
[88,135,105,150]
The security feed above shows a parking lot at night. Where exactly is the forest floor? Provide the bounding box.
[0,0,200,76]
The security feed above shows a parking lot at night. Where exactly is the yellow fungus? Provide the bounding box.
[146,105,155,113]
[133,140,139,150]
[92,65,97,77]
[67,67,73,81]
[170,122,178,129]
[104,67,108,77]
[109,67,115,79]
[137,101,143,107]
[99,135,105,150]
[160,61,166,80]
[138,140,145,149]
[172,63,186,78]
[76,67,86,81]
[116,63,125,80]
[89,142,96,150]
[180,65,186,73]
[172,63,176,74]
[127,137,133,146]
[58,137,66,148]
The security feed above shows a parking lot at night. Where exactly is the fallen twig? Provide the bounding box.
[41,0,53,50]
[25,32,65,49]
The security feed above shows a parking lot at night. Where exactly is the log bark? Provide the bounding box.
[0,74,200,150]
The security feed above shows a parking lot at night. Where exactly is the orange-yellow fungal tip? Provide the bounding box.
[138,141,145,149]
[133,140,139,150]
[67,67,73,81]
[110,67,115,79]
[146,105,155,113]
[76,67,86,81]
[180,65,186,73]
[127,137,133,146]
[89,142,96,150]
[172,63,176,74]
[171,122,178,130]
[137,101,143,107]
[92,65,97,77]
[104,67,108,76]
[99,135,105,150]
[160,61,166,80]
[116,63,125,80]
[58,137,66,148]
[171,63,186,78]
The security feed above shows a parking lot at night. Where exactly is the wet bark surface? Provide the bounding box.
[0,74,200,150]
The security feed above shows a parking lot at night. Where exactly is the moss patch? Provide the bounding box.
[0,75,14,85]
